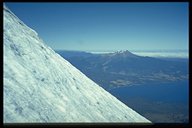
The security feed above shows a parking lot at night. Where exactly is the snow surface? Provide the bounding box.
[3,5,151,123]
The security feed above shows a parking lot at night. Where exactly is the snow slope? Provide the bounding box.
[3,5,151,123]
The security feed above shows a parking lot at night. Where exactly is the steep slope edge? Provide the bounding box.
[3,5,151,123]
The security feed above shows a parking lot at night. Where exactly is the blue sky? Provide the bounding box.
[5,2,189,52]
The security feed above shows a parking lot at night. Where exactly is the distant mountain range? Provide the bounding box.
[56,50,188,90]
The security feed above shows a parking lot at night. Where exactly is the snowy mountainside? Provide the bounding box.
[3,5,151,123]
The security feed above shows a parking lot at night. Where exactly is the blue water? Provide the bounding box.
[109,80,189,104]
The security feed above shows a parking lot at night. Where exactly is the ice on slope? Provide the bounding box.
[3,5,151,123]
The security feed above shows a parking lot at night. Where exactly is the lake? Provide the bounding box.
[109,80,189,104]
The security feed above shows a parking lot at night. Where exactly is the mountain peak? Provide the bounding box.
[113,50,138,58]
[116,50,132,54]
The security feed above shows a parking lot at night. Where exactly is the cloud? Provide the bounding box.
[132,51,188,58]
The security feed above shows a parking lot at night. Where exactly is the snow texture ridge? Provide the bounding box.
[3,5,151,123]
